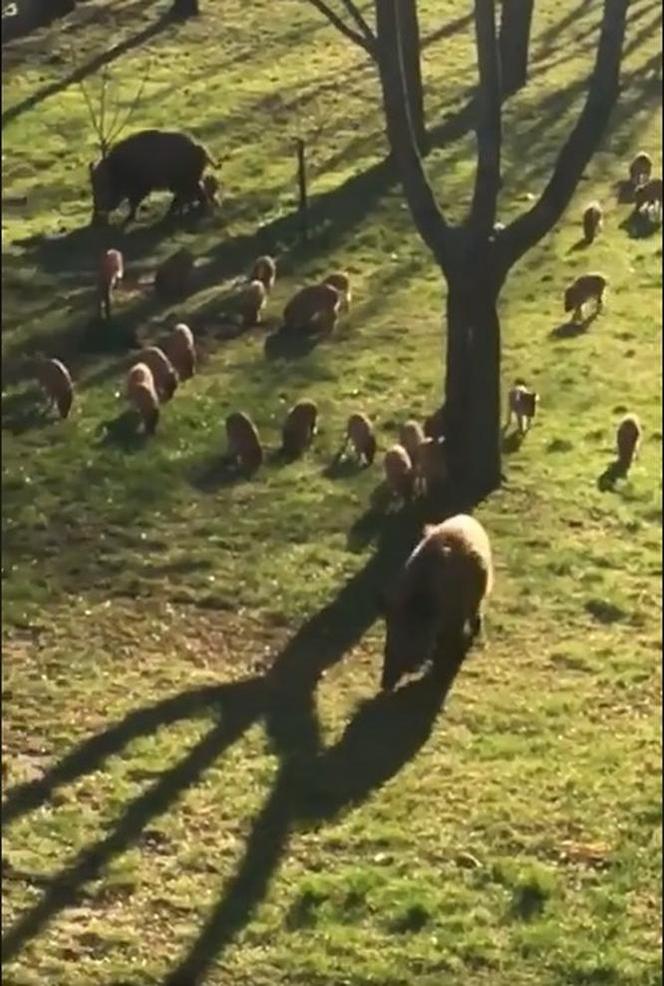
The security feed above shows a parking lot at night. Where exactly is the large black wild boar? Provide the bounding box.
[380,514,493,692]
[88,130,218,226]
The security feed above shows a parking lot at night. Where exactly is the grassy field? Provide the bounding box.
[2,0,662,984]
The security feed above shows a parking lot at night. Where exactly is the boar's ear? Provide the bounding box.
[422,523,436,538]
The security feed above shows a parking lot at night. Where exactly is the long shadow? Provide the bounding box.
[549,313,596,339]
[1,494,469,969]
[597,458,628,492]
[2,11,172,128]
[163,664,455,986]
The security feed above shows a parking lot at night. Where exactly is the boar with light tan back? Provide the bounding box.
[616,413,642,473]
[250,255,277,292]
[136,346,179,402]
[127,363,159,435]
[383,444,414,503]
[225,411,263,475]
[381,514,493,692]
[154,248,195,301]
[506,383,539,434]
[399,420,425,465]
[35,358,73,419]
[564,273,607,322]
[163,323,196,381]
[341,412,376,466]
[281,399,318,458]
[235,280,267,327]
[323,271,351,311]
[416,437,448,495]
[283,284,340,335]
[97,248,124,320]
[582,203,603,244]
[629,151,653,188]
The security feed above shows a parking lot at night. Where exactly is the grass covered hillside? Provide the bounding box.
[2,1,662,984]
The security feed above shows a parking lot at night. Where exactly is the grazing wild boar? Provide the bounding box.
[505,383,539,434]
[616,413,642,472]
[323,271,351,311]
[126,362,160,435]
[383,444,414,503]
[634,177,663,216]
[629,151,653,188]
[154,248,195,301]
[283,283,341,335]
[416,436,448,495]
[97,248,124,320]
[564,273,608,322]
[35,357,73,419]
[249,255,277,292]
[225,411,263,474]
[381,514,493,692]
[136,346,179,402]
[342,412,376,466]
[281,399,319,458]
[89,130,218,226]
[235,279,268,327]
[399,419,426,466]
[163,323,196,381]
[424,404,448,441]
[582,202,603,244]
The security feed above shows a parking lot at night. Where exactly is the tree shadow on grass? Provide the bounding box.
[2,9,172,128]
[1,388,51,435]
[1,491,475,975]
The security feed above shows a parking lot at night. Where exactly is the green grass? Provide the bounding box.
[2,0,662,983]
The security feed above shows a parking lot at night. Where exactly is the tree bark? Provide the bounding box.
[375,0,449,265]
[444,270,502,497]
[499,0,534,96]
[470,0,502,234]
[397,0,428,154]
[170,0,199,20]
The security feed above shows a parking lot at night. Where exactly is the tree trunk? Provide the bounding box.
[443,272,502,498]
[398,0,428,153]
[499,0,534,95]
[170,0,199,20]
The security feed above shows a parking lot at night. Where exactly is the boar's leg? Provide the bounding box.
[123,189,149,226]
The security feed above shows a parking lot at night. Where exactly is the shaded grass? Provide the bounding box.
[1,0,662,984]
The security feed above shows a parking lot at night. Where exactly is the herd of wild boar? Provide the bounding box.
[30,131,657,691]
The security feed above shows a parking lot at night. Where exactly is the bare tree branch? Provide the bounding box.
[469,0,502,234]
[499,0,628,269]
[307,0,376,56]
[374,0,450,266]
[339,0,376,48]
[105,59,152,148]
